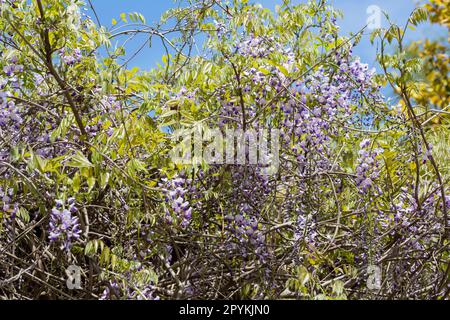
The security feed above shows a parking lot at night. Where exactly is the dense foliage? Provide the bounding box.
[0,0,448,300]
[406,0,449,122]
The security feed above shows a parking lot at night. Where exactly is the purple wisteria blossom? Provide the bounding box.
[60,48,82,66]
[0,187,18,219]
[237,35,277,58]
[160,176,193,228]
[48,198,82,251]
[355,139,383,194]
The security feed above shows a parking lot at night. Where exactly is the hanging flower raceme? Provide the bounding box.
[160,176,193,228]
[0,95,23,129]
[237,35,275,58]
[355,139,383,194]
[59,48,82,66]
[48,198,82,251]
[0,187,18,220]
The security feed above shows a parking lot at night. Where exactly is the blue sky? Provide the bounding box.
[87,0,446,71]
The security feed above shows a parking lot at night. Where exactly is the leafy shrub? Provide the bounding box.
[0,0,448,300]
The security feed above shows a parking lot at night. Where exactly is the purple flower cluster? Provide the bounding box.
[1,56,22,90]
[237,35,275,58]
[355,139,383,194]
[34,73,48,95]
[0,93,23,129]
[213,166,273,262]
[214,20,227,39]
[0,187,18,245]
[100,278,160,300]
[175,86,193,99]
[294,211,317,244]
[346,58,376,90]
[225,208,265,247]
[1,55,24,129]
[99,281,120,300]
[281,102,333,171]
[48,198,81,251]
[381,185,446,279]
[0,187,18,219]
[59,48,82,66]
[3,62,23,77]
[161,176,193,228]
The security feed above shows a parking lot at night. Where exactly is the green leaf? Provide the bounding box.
[72,172,81,193]
[87,176,96,192]
[100,172,110,189]
[67,151,94,168]
[159,109,178,118]
[31,152,47,173]
[17,207,30,224]
[50,115,73,143]
[332,280,345,296]
[409,7,428,26]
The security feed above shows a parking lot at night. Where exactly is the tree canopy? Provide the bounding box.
[0,0,448,300]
